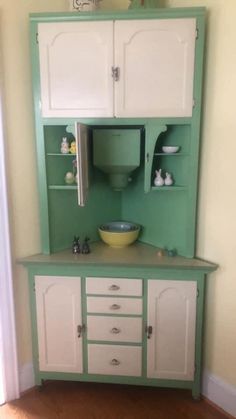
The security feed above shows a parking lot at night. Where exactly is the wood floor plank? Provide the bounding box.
[0,381,231,419]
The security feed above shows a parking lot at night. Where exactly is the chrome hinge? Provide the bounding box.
[112,66,120,82]
[195,28,199,39]
[197,288,199,298]
[36,33,39,44]
[192,98,196,108]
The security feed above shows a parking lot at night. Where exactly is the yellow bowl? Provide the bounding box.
[98,221,140,248]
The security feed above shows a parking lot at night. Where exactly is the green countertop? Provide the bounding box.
[19,241,217,272]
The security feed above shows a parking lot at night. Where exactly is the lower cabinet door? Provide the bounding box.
[35,275,83,373]
[147,280,197,381]
[88,344,142,376]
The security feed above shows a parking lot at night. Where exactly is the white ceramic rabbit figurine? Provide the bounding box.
[164,172,173,186]
[61,137,69,154]
[154,169,164,187]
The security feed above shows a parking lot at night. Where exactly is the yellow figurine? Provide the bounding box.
[69,141,77,154]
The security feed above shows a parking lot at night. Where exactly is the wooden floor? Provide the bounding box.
[0,381,231,419]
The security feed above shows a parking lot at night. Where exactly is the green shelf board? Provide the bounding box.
[151,186,187,191]
[154,153,189,156]
[47,153,76,157]
[48,185,78,190]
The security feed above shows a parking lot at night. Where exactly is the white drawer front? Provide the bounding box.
[87,297,142,315]
[86,277,142,296]
[87,316,142,343]
[88,344,142,376]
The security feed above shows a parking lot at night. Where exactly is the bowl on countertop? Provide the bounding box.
[98,221,140,248]
[162,146,180,154]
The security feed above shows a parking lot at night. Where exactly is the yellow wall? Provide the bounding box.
[167,0,236,388]
[1,0,236,389]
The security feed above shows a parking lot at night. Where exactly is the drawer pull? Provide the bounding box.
[109,284,120,291]
[110,358,120,366]
[110,327,121,334]
[110,304,121,310]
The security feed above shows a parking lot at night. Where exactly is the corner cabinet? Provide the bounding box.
[37,18,196,118]
[21,247,217,400]
[25,7,217,400]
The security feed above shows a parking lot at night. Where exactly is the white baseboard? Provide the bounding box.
[202,370,236,417]
[19,363,35,393]
[19,364,236,417]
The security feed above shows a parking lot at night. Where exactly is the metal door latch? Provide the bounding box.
[112,66,120,82]
[145,325,153,339]
[77,324,86,338]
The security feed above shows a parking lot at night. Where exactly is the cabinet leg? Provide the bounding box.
[37,379,45,392]
[192,384,201,401]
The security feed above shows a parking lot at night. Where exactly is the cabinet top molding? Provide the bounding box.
[29,7,206,23]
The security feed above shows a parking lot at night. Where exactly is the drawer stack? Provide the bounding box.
[86,277,143,377]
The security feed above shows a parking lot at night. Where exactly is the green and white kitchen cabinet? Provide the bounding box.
[21,6,217,399]
[21,244,216,399]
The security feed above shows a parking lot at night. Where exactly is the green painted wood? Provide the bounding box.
[22,255,216,392]
[36,370,193,389]
[27,268,41,386]
[27,7,212,395]
[192,274,206,399]
[18,243,217,273]
[129,0,160,9]
[30,8,206,22]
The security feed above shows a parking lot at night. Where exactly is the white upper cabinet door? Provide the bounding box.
[35,276,83,373]
[114,19,196,117]
[38,21,114,117]
[147,280,197,381]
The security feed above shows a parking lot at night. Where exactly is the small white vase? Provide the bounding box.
[68,0,99,12]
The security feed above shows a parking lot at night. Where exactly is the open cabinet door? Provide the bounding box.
[76,123,89,206]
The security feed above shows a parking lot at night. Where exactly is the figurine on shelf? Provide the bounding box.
[164,172,174,186]
[69,141,77,154]
[82,237,90,254]
[154,169,164,187]
[65,172,75,184]
[72,236,81,254]
[60,137,69,154]
[167,248,177,257]
[68,0,100,12]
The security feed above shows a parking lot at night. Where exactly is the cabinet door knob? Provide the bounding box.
[110,327,121,334]
[110,358,120,366]
[109,284,120,291]
[110,304,121,310]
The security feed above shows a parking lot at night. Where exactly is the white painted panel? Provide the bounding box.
[35,276,83,373]
[87,316,142,342]
[87,296,142,315]
[115,19,196,117]
[88,344,142,376]
[147,280,197,380]
[86,277,142,296]
[38,21,113,117]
